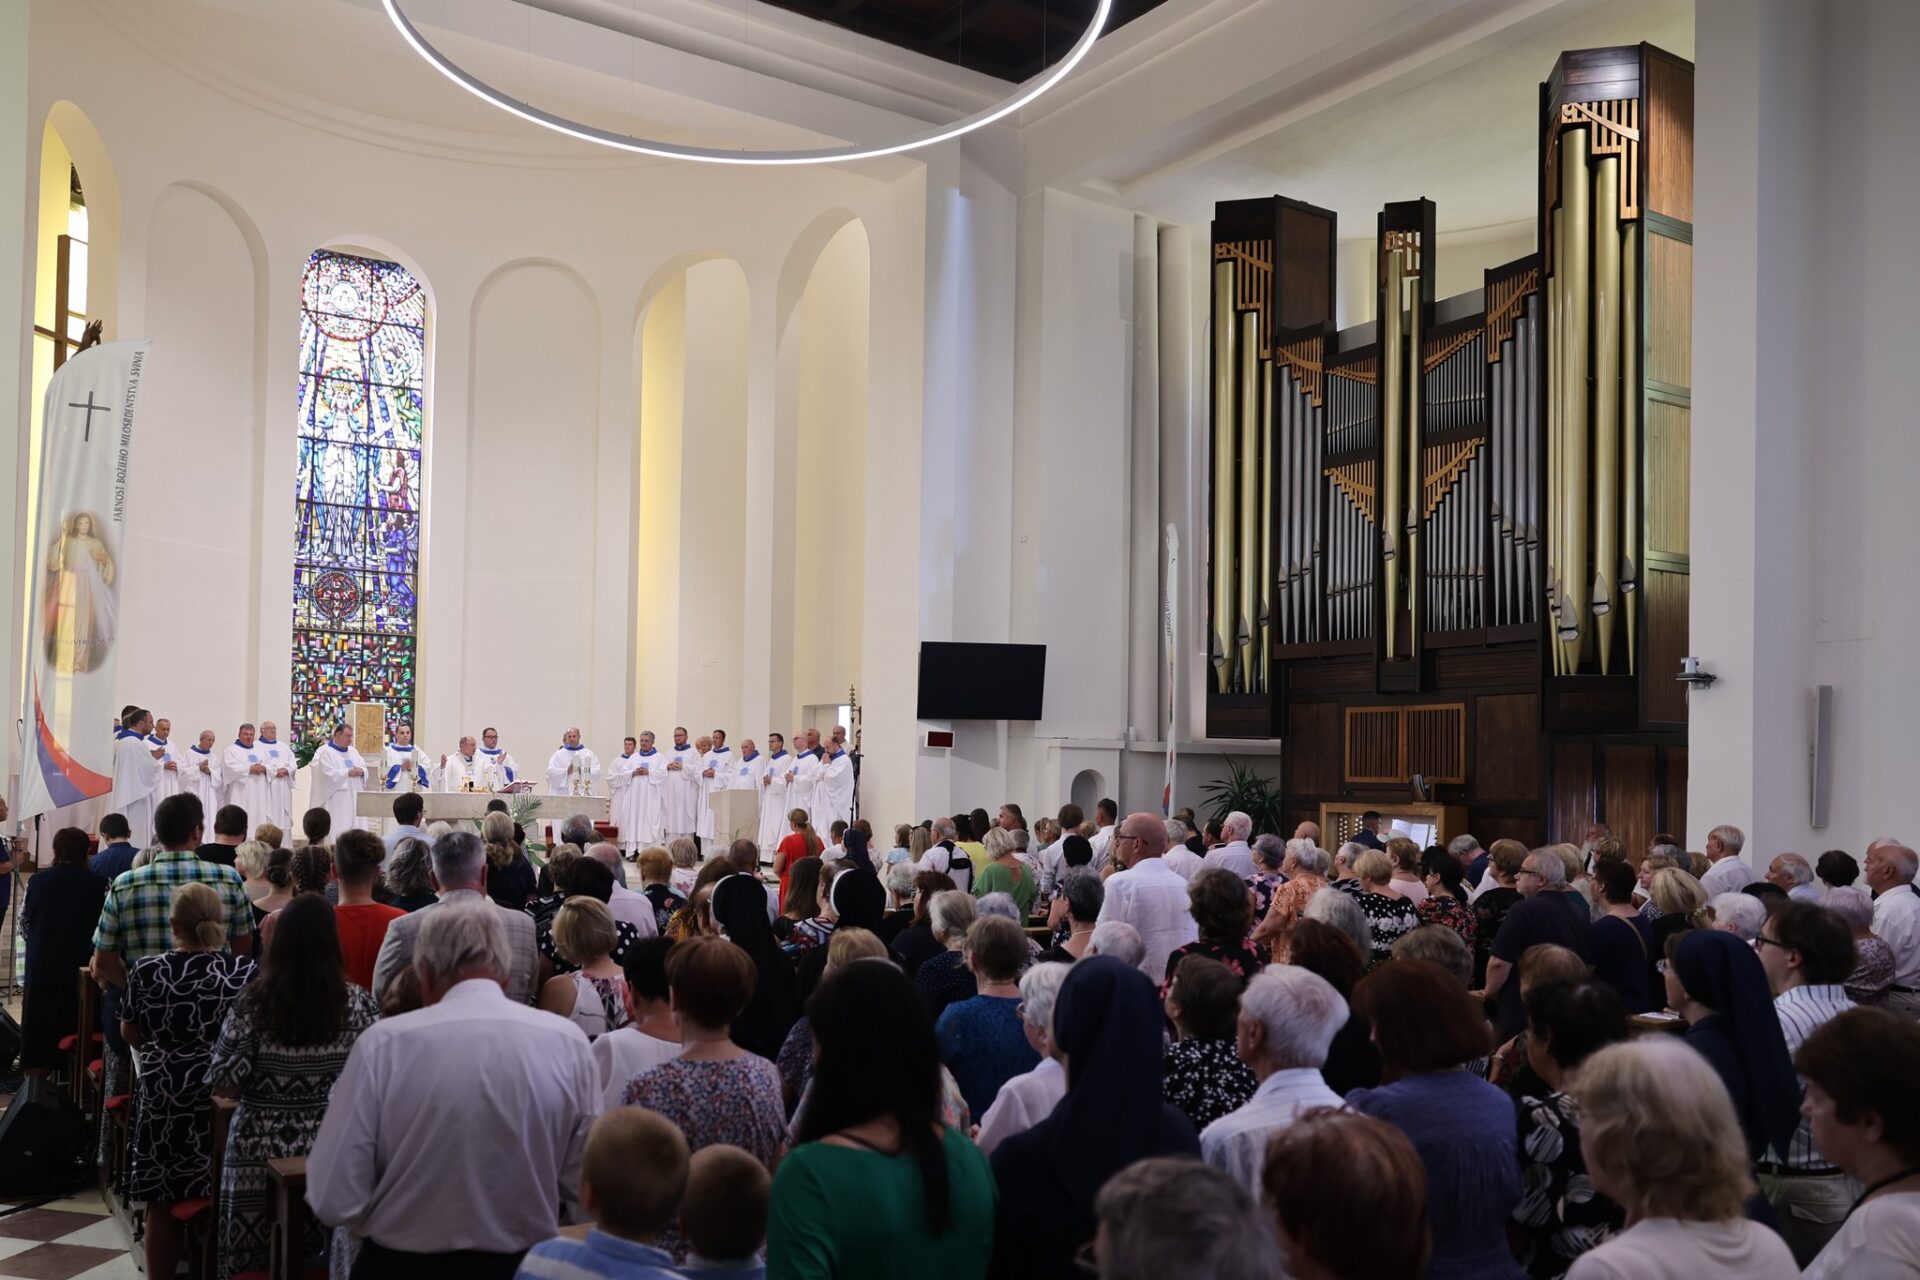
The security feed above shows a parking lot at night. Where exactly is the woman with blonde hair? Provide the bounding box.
[481,809,536,911]
[1566,1038,1797,1277]
[537,896,631,1039]
[1353,849,1419,967]
[667,882,717,941]
[667,834,701,897]
[1647,867,1710,980]
[233,839,274,903]
[1386,836,1429,905]
[635,845,685,934]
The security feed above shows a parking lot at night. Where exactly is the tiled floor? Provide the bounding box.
[0,1193,138,1280]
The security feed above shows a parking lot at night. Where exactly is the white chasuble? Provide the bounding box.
[111,730,164,847]
[477,747,518,792]
[381,744,433,792]
[441,753,481,792]
[547,745,601,796]
[314,740,369,832]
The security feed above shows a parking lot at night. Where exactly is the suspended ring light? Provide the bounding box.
[380,0,1113,166]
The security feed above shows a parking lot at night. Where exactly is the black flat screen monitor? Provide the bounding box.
[916,643,1046,721]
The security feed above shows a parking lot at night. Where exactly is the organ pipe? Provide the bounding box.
[1591,154,1622,674]
[1559,127,1591,675]
[1547,208,1564,672]
[1236,310,1261,691]
[1405,265,1422,659]
[1621,224,1640,675]
[1210,260,1237,693]
[1257,345,1274,685]
[1381,249,1404,660]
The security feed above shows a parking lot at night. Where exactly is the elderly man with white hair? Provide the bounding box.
[308,900,600,1277]
[1161,818,1204,881]
[1203,811,1259,879]
[1865,839,1920,1018]
[1766,852,1823,903]
[1200,966,1347,1195]
[1708,892,1768,943]
[370,831,540,1005]
[1700,823,1761,896]
[975,962,1072,1155]
[586,840,659,938]
[1086,920,1147,969]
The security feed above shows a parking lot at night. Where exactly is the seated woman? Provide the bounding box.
[1161,867,1265,999]
[914,890,980,1021]
[1347,959,1526,1280]
[766,959,996,1277]
[1510,979,1631,1279]
[1798,1008,1920,1279]
[936,916,1041,1121]
[538,896,632,1040]
[1162,956,1259,1132]
[1265,1110,1432,1280]
[1566,1039,1797,1278]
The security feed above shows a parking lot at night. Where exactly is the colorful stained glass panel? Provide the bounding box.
[293,250,425,744]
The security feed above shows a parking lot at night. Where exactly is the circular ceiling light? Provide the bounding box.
[380,0,1112,166]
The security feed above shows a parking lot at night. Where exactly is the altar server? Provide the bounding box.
[182,729,223,818]
[149,717,184,803]
[607,737,639,852]
[662,726,700,840]
[313,722,370,831]
[381,723,433,792]
[547,726,601,796]
[758,733,792,849]
[628,731,667,847]
[111,708,166,847]
[818,737,856,830]
[223,724,275,829]
[255,720,297,829]
[477,726,518,791]
[440,736,482,792]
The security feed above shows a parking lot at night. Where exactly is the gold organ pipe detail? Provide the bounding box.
[1621,221,1641,676]
[1405,260,1423,662]
[1257,357,1275,686]
[1381,248,1405,660]
[1211,260,1238,693]
[1236,310,1261,691]
[1560,127,1591,673]
[1547,208,1563,673]
[1591,154,1622,675]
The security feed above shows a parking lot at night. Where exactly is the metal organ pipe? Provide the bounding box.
[1590,154,1622,674]
[1560,127,1591,671]
[1236,310,1261,691]
[1210,260,1237,692]
[1621,224,1640,675]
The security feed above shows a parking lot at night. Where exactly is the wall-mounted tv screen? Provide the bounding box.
[916,642,1046,721]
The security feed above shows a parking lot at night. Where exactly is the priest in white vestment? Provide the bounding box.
[223,723,275,830]
[111,710,166,847]
[255,721,297,830]
[440,736,481,792]
[182,729,223,820]
[818,742,856,831]
[149,718,184,804]
[758,732,793,849]
[628,731,668,847]
[694,732,728,843]
[607,737,639,853]
[791,731,826,832]
[733,738,766,794]
[476,727,518,791]
[662,727,700,841]
[381,723,433,793]
[547,727,601,796]
[312,723,369,832]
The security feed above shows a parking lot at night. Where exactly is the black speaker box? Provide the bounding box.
[0,1077,92,1197]
[0,1007,21,1069]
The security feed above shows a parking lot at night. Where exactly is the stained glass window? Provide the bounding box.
[292,250,426,745]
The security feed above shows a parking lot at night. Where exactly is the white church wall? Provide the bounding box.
[635,274,687,734]
[0,11,26,716]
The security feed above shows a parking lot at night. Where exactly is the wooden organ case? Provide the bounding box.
[1204,45,1693,852]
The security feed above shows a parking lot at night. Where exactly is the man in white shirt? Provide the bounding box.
[1754,901,1860,1264]
[586,841,658,939]
[1087,799,1117,868]
[1766,853,1824,904]
[1097,812,1200,983]
[1203,811,1259,879]
[1699,823,1762,897]
[384,792,428,855]
[1200,966,1347,1196]
[1867,840,1920,1018]
[1035,803,1085,899]
[371,832,541,1005]
[916,816,973,894]
[309,899,598,1274]
[1160,818,1205,882]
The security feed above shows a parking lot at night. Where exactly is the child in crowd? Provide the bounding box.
[515,1109,687,1280]
[679,1144,771,1277]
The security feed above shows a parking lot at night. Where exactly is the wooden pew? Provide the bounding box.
[267,1157,315,1280]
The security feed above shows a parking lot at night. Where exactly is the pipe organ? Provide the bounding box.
[1204,44,1693,851]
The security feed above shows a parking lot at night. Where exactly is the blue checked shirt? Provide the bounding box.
[92,848,253,961]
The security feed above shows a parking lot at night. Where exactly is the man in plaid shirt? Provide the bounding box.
[91,792,253,994]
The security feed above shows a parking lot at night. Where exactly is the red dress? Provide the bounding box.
[775,833,809,911]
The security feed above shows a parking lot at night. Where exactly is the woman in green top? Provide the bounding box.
[973,828,1037,918]
[767,959,997,1280]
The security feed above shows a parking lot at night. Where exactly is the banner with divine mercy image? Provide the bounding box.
[16,340,153,819]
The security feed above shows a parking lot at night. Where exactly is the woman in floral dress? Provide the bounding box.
[1416,846,1478,950]
[209,895,378,1280]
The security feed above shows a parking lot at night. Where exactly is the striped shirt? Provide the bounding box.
[516,1230,680,1279]
[1773,983,1855,1169]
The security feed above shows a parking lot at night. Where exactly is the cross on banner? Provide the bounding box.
[68,392,111,441]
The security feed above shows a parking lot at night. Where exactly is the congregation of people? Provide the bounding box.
[14,774,1920,1279]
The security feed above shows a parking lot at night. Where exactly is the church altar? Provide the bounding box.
[354,792,610,823]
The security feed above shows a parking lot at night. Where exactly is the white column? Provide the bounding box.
[1125,215,1160,742]
[0,0,25,795]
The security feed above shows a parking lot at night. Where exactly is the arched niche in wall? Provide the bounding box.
[124,182,267,730]
[1070,769,1106,817]
[465,259,600,753]
[632,255,750,733]
[777,215,870,729]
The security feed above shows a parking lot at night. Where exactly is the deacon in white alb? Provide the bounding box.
[662,726,700,841]
[223,723,275,828]
[255,720,297,830]
[733,737,766,794]
[111,708,166,847]
[476,726,518,791]
[627,731,667,847]
[547,727,601,796]
[817,738,855,830]
[694,731,730,843]
[182,729,223,819]
[381,723,433,793]
[440,736,480,792]
[149,718,184,804]
[313,722,370,832]
[758,732,793,850]
[790,730,826,832]
[607,737,639,853]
